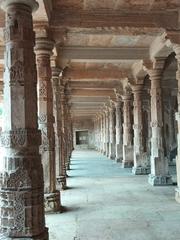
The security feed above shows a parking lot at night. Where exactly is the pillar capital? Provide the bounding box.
[122,94,131,101]
[35,37,54,56]
[51,67,61,88]
[143,58,166,78]
[0,0,38,12]
[52,67,62,78]
[131,84,143,93]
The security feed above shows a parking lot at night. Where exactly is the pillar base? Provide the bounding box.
[56,175,67,190]
[108,154,115,160]
[122,161,133,168]
[175,188,180,203]
[132,166,150,175]
[66,162,70,171]
[44,191,62,213]
[148,174,173,186]
[0,227,49,240]
[115,157,122,163]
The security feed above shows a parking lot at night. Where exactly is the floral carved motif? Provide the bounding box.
[9,60,24,86]
[39,81,47,98]
[14,192,25,231]
[1,130,26,147]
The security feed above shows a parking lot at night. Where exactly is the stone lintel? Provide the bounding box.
[51,10,179,29]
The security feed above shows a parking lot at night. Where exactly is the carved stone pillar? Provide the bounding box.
[100,114,104,153]
[102,111,106,155]
[58,85,67,190]
[98,115,101,151]
[65,99,72,170]
[105,108,110,157]
[172,44,180,202]
[52,67,61,178]
[35,37,61,211]
[108,102,116,159]
[115,97,123,162]
[132,85,150,175]
[122,94,133,168]
[0,0,48,238]
[148,60,172,186]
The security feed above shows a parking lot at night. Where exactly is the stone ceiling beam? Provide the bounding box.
[69,81,121,89]
[70,89,115,97]
[50,10,179,29]
[59,47,149,61]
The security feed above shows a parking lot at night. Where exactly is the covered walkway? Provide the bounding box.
[46,150,180,240]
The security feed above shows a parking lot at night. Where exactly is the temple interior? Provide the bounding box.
[0,0,180,239]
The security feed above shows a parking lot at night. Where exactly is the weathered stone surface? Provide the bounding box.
[0,0,48,238]
[35,35,61,212]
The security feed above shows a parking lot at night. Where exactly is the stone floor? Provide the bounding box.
[46,150,180,240]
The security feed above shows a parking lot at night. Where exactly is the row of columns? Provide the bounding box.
[0,0,74,238]
[94,56,180,202]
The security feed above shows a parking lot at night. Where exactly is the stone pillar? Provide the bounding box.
[98,115,101,151]
[102,111,106,154]
[115,96,123,162]
[0,0,48,238]
[172,44,180,201]
[132,85,150,175]
[122,94,134,168]
[58,85,67,190]
[52,67,61,178]
[105,108,110,157]
[65,99,72,170]
[100,114,104,153]
[148,59,172,186]
[108,102,116,159]
[35,37,61,211]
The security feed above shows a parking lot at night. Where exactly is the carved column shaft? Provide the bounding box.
[0,0,48,238]
[65,100,72,170]
[35,38,61,211]
[35,39,55,193]
[102,112,106,154]
[52,67,61,177]
[115,98,123,162]
[122,94,133,168]
[100,114,104,152]
[109,103,116,159]
[132,85,150,175]
[173,45,180,202]
[105,109,110,157]
[148,67,172,185]
[59,86,67,190]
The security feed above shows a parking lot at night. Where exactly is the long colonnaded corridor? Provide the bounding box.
[46,150,180,240]
[1,1,180,239]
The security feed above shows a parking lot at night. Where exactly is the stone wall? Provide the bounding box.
[73,118,95,149]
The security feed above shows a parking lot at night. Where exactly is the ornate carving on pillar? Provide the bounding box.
[57,84,67,190]
[131,84,150,175]
[100,113,104,153]
[108,100,116,159]
[114,91,123,162]
[63,86,72,171]
[51,67,61,177]
[102,110,106,155]
[122,91,134,168]
[104,106,110,157]
[144,58,172,186]
[35,35,61,212]
[0,0,48,238]
[170,41,180,202]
